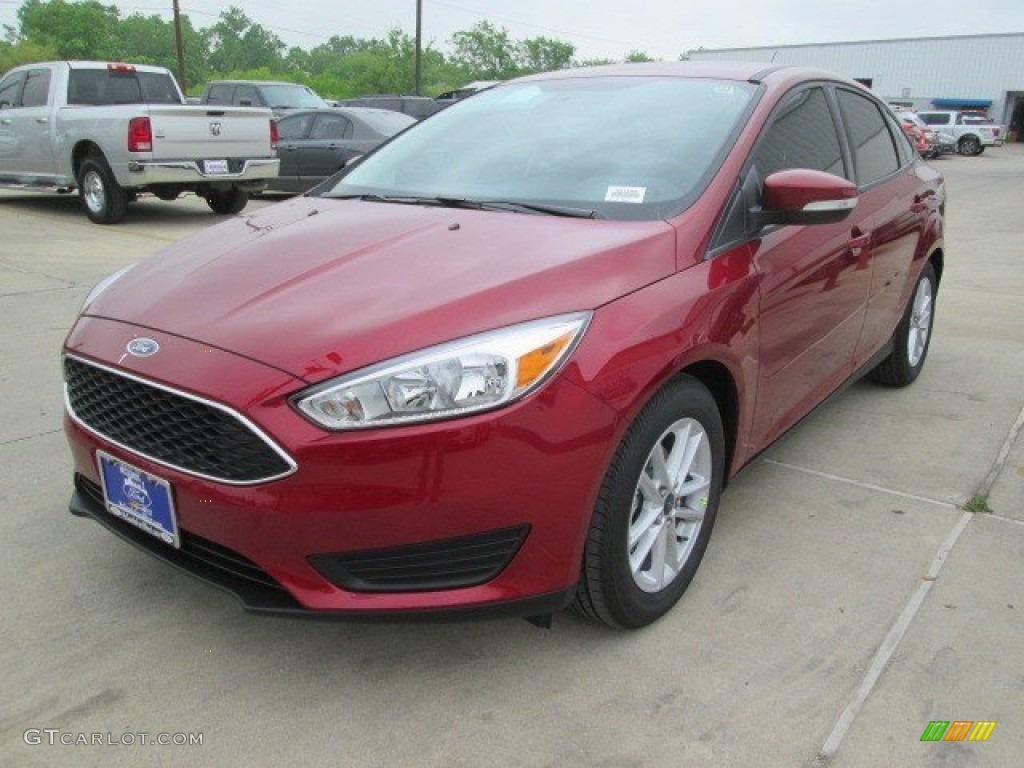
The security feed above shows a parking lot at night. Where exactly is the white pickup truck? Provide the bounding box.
[0,61,280,223]
[915,110,1005,156]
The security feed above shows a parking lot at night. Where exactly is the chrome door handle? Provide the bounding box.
[0,119,11,125]
[36,117,49,124]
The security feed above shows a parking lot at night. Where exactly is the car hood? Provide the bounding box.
[86,197,676,383]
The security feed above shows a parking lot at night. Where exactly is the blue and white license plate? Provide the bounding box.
[203,159,229,175]
[97,452,179,548]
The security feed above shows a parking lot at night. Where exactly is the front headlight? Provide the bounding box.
[294,312,591,430]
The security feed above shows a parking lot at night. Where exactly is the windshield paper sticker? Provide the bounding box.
[605,186,646,204]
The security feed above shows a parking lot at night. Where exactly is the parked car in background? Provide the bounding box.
[434,80,501,104]
[200,80,327,115]
[64,63,944,628]
[268,107,415,194]
[0,61,279,223]
[893,111,940,158]
[334,95,444,120]
[916,109,1004,155]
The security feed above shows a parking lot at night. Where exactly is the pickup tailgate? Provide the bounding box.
[147,106,274,160]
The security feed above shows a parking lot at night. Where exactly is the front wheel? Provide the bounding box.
[205,187,249,215]
[573,377,725,628]
[77,157,128,224]
[870,263,937,387]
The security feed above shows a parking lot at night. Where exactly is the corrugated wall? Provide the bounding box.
[687,34,1024,123]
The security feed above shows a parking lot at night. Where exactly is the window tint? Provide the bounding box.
[0,72,26,108]
[67,70,180,105]
[205,84,234,105]
[837,90,900,185]
[21,69,51,107]
[235,85,261,107]
[277,113,313,140]
[754,87,844,179]
[917,113,947,126]
[310,114,352,140]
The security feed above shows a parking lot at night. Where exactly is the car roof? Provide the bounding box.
[205,80,309,87]
[515,61,862,89]
[275,107,411,119]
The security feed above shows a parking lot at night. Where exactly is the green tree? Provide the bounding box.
[16,0,120,60]
[517,36,575,74]
[0,37,58,71]
[624,50,656,63]
[206,6,285,73]
[117,13,209,88]
[450,20,520,80]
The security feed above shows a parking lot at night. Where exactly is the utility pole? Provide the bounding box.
[414,0,422,96]
[172,0,187,91]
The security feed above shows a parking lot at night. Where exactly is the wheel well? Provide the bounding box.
[929,248,944,286]
[680,360,739,478]
[71,141,103,178]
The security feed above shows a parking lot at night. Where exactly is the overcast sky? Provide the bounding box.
[3,0,1024,60]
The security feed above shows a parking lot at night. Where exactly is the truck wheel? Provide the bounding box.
[77,157,128,224]
[205,188,249,215]
[958,136,982,156]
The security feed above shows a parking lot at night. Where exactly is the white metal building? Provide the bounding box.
[687,33,1024,139]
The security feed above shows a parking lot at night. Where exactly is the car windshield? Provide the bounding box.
[262,84,327,109]
[319,76,758,221]
[357,110,417,135]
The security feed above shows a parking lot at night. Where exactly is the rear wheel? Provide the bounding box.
[205,187,249,215]
[573,377,725,628]
[77,157,128,224]
[958,136,982,156]
[870,263,937,387]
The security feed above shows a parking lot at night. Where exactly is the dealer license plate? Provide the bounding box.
[97,452,179,548]
[203,159,229,175]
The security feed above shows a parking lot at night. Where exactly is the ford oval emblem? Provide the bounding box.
[127,338,160,357]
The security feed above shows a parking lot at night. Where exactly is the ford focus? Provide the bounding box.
[63,62,944,628]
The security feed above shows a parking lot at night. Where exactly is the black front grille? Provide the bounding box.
[309,526,529,592]
[65,356,292,484]
[75,474,293,597]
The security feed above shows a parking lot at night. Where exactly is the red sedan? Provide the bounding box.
[64,63,944,628]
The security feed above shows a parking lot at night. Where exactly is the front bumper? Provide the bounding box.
[63,317,619,618]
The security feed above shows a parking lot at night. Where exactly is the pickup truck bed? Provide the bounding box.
[0,61,280,223]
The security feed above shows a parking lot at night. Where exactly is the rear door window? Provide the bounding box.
[837,89,900,186]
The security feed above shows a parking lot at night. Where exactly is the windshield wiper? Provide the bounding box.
[330,194,599,219]
[438,197,599,219]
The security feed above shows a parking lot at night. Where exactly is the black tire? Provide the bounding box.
[573,376,725,628]
[958,136,982,156]
[77,157,128,224]
[870,263,937,387]
[205,188,249,215]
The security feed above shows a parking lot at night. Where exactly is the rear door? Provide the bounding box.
[835,88,928,367]
[749,85,873,446]
[274,112,315,191]
[298,112,356,187]
[0,67,58,180]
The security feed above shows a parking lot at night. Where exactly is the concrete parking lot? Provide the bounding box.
[1,150,1021,768]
